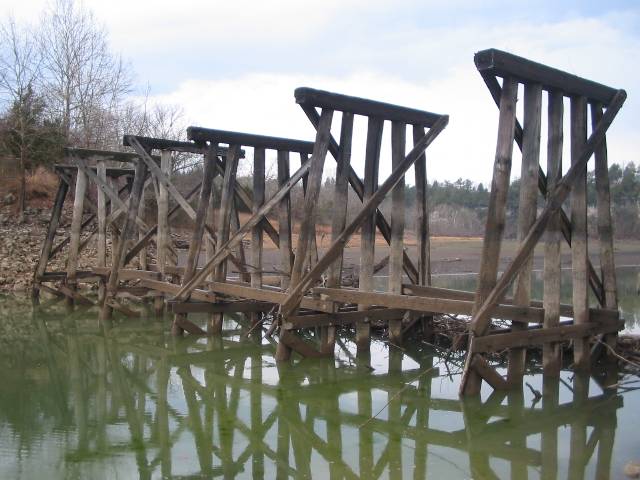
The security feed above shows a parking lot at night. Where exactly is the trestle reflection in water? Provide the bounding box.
[0,292,638,479]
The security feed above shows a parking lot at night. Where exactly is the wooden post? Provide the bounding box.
[277,150,292,289]
[508,83,541,385]
[100,159,148,320]
[250,148,265,328]
[210,144,241,334]
[300,153,319,271]
[413,125,431,287]
[541,376,559,480]
[389,121,406,346]
[571,96,590,370]
[137,186,147,272]
[67,167,88,306]
[462,77,518,395]
[543,92,564,376]
[155,150,171,315]
[592,103,619,352]
[357,117,383,353]
[97,161,107,303]
[32,177,69,300]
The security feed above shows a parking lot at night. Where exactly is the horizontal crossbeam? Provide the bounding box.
[187,127,315,154]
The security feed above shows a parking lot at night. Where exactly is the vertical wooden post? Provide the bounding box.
[508,83,542,385]
[101,159,148,320]
[277,150,292,290]
[67,166,88,306]
[413,125,431,287]
[462,77,518,396]
[592,103,618,351]
[389,121,406,346]
[32,177,69,300]
[251,148,265,328]
[300,153,319,271]
[109,176,122,263]
[357,117,383,353]
[327,113,354,288]
[231,200,251,283]
[97,161,107,303]
[155,150,171,315]
[570,96,590,370]
[137,185,147,272]
[210,144,241,334]
[543,91,564,376]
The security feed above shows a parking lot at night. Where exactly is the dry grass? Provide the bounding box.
[3,167,59,206]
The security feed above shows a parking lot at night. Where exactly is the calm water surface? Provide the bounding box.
[0,267,639,479]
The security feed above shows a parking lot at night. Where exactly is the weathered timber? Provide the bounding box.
[474,49,618,104]
[571,96,590,370]
[389,121,406,345]
[187,127,314,154]
[66,167,88,301]
[508,83,542,385]
[543,91,564,376]
[413,125,431,287]
[295,87,442,127]
[170,300,274,314]
[357,117,383,351]
[283,308,406,330]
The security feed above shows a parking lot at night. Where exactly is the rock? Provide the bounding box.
[2,193,16,205]
[625,461,640,478]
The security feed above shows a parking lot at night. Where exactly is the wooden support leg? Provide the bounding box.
[67,167,88,307]
[209,144,241,335]
[97,161,107,304]
[357,117,383,353]
[32,178,69,300]
[155,150,171,316]
[389,121,406,346]
[592,103,619,354]
[508,83,542,385]
[543,92,564,376]
[277,150,292,290]
[101,159,148,321]
[462,77,518,396]
[250,148,265,330]
[571,96,590,370]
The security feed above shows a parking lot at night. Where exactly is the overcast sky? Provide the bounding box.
[3,0,639,184]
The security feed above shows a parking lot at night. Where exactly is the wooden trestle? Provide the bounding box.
[32,48,626,395]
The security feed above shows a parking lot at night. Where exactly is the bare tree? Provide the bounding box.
[38,0,132,148]
[0,17,42,220]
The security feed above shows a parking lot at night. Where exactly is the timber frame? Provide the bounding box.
[32,48,627,396]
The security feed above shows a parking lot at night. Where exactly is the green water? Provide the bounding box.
[0,268,639,479]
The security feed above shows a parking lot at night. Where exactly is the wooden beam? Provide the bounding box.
[413,125,431,287]
[187,127,315,154]
[277,150,293,289]
[66,167,88,301]
[283,308,405,330]
[474,49,618,105]
[295,87,443,127]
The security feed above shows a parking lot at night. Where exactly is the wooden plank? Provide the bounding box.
[279,116,448,318]
[508,82,542,384]
[298,103,419,283]
[413,125,431,287]
[32,178,68,296]
[251,148,265,290]
[170,300,274,314]
[592,102,619,351]
[284,308,405,330]
[277,150,293,289]
[472,321,622,353]
[66,167,88,299]
[187,127,315,154]
[357,117,383,351]
[543,91,564,376]
[155,150,171,314]
[314,286,548,322]
[571,95,590,370]
[93,267,161,281]
[139,278,216,302]
[327,113,354,288]
[174,159,312,301]
[96,162,107,269]
[389,121,406,345]
[295,87,443,127]
[208,280,334,313]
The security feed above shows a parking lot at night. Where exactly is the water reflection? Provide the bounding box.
[0,302,631,479]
